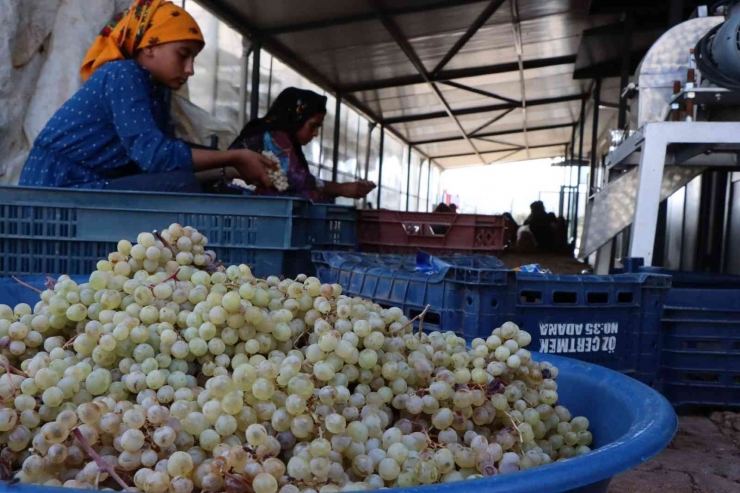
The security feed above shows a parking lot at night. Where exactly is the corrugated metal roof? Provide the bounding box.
[197,0,620,168]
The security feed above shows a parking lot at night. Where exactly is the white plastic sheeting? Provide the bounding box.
[0,0,237,185]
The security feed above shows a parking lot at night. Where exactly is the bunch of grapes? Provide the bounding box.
[262,151,290,192]
[0,224,593,493]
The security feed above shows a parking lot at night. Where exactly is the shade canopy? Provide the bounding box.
[196,0,636,168]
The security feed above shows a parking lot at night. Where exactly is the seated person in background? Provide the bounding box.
[19,0,274,192]
[503,212,519,249]
[524,201,557,252]
[432,203,452,234]
[230,87,376,202]
[553,215,572,254]
[449,203,458,213]
[516,225,537,253]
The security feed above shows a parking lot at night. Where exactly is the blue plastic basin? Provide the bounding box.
[2,353,676,493]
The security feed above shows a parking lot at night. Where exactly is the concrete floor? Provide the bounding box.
[608,414,740,493]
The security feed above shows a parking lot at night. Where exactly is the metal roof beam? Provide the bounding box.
[431,0,506,76]
[341,55,576,93]
[438,81,518,104]
[375,1,486,165]
[410,122,576,146]
[262,0,489,35]
[195,0,427,158]
[384,93,584,124]
[469,108,515,136]
[510,0,529,158]
[431,142,570,160]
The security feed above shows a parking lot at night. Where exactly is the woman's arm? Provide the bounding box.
[321,180,376,199]
[191,148,275,186]
[105,64,274,186]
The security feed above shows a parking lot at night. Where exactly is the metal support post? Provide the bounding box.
[362,123,376,209]
[363,123,376,182]
[406,146,413,211]
[630,127,667,264]
[238,38,251,129]
[331,96,341,182]
[590,78,602,195]
[618,14,633,131]
[416,159,424,211]
[426,161,433,212]
[567,124,576,226]
[250,40,261,121]
[573,96,586,245]
[376,126,385,209]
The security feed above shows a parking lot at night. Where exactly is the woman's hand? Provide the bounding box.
[230,149,277,187]
[340,180,376,199]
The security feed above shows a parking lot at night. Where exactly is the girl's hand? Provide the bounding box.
[231,149,276,187]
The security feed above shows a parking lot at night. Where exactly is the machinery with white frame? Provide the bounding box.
[581,6,740,274]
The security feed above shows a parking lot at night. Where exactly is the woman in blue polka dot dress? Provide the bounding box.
[19,0,274,193]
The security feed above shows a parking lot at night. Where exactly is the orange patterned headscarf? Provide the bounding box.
[80,0,205,82]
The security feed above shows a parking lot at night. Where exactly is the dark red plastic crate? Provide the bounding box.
[358,210,515,255]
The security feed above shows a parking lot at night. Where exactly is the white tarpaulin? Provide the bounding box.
[0,0,237,185]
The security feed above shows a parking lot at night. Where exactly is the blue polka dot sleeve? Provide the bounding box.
[19,60,193,189]
[104,64,193,175]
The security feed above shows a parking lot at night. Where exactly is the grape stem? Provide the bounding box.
[44,277,56,290]
[391,304,430,336]
[0,362,24,404]
[63,333,80,349]
[10,276,42,294]
[149,268,181,293]
[72,428,133,491]
[153,230,178,257]
[502,410,524,444]
[1,362,28,379]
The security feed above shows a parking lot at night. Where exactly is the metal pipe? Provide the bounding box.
[377,126,385,209]
[589,78,602,195]
[573,96,586,247]
[332,96,342,182]
[406,146,413,211]
[250,40,261,121]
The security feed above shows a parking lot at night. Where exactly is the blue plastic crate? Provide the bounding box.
[310,204,356,249]
[313,251,514,340]
[0,275,89,308]
[620,259,740,407]
[0,186,313,278]
[315,252,671,384]
[509,273,671,385]
[658,288,740,408]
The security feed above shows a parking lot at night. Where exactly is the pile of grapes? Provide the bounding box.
[0,225,593,493]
